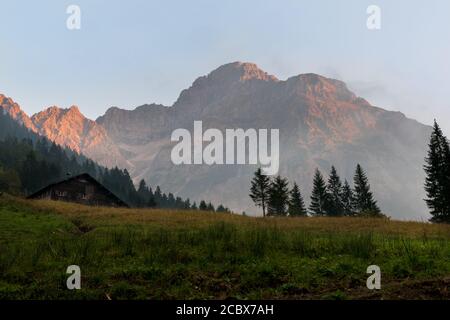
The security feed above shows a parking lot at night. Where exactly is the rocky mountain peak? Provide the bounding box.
[185,61,278,90]
[286,73,357,102]
[209,61,279,83]
[32,105,86,125]
[0,94,36,130]
[0,94,22,116]
[67,105,81,114]
[173,62,279,111]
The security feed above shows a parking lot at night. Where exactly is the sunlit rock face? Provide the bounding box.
[1,62,432,219]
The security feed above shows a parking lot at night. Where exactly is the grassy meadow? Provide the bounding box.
[0,194,449,300]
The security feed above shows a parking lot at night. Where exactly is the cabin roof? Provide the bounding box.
[27,173,129,207]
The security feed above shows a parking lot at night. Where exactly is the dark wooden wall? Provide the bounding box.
[31,176,126,207]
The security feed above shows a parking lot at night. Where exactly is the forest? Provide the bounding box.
[0,111,229,212]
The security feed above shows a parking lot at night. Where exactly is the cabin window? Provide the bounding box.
[79,193,88,200]
[55,190,67,197]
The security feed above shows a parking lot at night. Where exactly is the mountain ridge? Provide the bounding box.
[0,62,432,219]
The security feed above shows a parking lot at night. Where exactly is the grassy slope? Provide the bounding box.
[0,194,449,300]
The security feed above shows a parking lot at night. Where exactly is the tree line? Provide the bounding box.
[135,179,231,212]
[0,111,229,212]
[250,164,383,217]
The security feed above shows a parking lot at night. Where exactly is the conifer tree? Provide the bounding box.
[216,204,226,212]
[207,202,215,212]
[341,179,354,216]
[327,166,344,216]
[199,200,208,211]
[288,182,307,216]
[309,169,330,216]
[267,175,290,216]
[175,196,184,209]
[442,138,450,220]
[424,120,450,223]
[137,179,150,207]
[147,195,156,208]
[249,168,271,217]
[168,193,175,206]
[352,164,381,216]
[20,151,40,193]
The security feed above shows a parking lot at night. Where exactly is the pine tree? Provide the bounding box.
[288,182,307,217]
[249,168,271,217]
[199,200,208,211]
[147,195,156,208]
[326,166,344,216]
[168,193,176,207]
[309,169,330,216]
[207,202,215,212]
[147,185,156,208]
[191,202,198,210]
[442,138,450,220]
[341,179,354,216]
[137,179,149,207]
[154,186,162,207]
[352,164,381,216]
[424,120,450,223]
[267,175,290,216]
[20,151,40,193]
[0,166,21,194]
[184,198,191,210]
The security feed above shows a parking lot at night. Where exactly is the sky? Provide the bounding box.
[1,0,450,134]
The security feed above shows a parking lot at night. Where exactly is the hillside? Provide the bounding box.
[0,194,449,300]
[1,62,433,219]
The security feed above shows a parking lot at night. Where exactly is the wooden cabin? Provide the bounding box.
[27,173,128,207]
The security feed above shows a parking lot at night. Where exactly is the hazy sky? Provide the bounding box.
[1,0,450,134]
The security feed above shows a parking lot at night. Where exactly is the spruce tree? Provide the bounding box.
[154,186,162,207]
[20,151,40,193]
[441,136,450,221]
[424,120,450,223]
[199,200,208,211]
[207,202,215,212]
[327,166,344,216]
[267,175,290,216]
[309,169,330,216]
[147,195,156,208]
[341,179,354,216]
[352,164,381,216]
[249,168,271,217]
[137,179,150,207]
[288,182,307,216]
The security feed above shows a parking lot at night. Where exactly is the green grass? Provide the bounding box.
[0,194,449,300]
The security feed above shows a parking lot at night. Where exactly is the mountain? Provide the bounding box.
[31,106,131,169]
[0,94,36,131]
[0,62,432,219]
[0,96,130,169]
